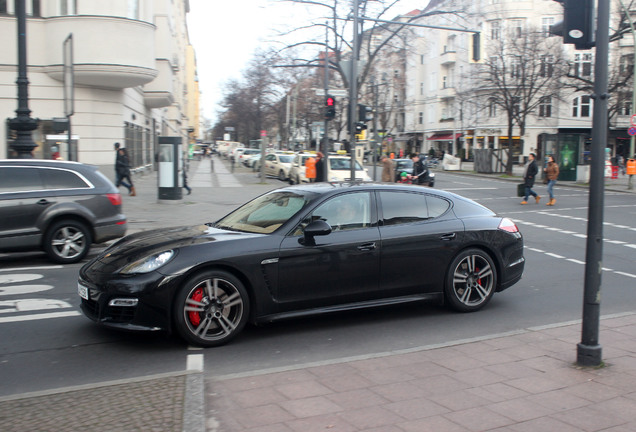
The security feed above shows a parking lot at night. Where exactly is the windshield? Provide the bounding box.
[396,160,413,170]
[329,158,364,171]
[279,155,294,163]
[214,191,314,234]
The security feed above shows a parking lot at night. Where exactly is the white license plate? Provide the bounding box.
[78,283,89,300]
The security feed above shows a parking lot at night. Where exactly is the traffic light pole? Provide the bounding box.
[577,0,609,367]
[348,0,359,183]
[323,20,330,180]
[618,0,635,189]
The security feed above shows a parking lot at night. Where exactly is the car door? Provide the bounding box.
[276,191,381,306]
[264,154,276,176]
[377,190,464,295]
[0,167,49,249]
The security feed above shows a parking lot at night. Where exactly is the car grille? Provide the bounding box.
[81,297,136,324]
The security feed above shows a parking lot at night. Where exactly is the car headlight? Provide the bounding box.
[119,250,175,274]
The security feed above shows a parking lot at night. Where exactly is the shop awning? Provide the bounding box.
[427,133,462,141]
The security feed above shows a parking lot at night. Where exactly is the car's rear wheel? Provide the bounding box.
[43,219,92,264]
[175,270,249,347]
[445,249,496,312]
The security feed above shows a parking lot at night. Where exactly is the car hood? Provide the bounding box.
[87,224,260,271]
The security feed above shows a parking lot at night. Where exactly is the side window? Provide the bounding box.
[265,154,275,162]
[41,168,91,190]
[426,196,451,218]
[380,191,429,225]
[309,192,371,232]
[0,167,44,193]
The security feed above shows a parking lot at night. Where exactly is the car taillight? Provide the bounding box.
[498,218,519,233]
[107,193,122,206]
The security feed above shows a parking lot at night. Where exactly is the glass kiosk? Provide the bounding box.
[157,136,183,200]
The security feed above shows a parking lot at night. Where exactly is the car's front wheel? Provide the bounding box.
[43,219,92,264]
[278,170,286,181]
[445,249,496,312]
[174,270,249,347]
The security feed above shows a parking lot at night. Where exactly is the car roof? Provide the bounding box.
[0,159,97,172]
[279,181,455,199]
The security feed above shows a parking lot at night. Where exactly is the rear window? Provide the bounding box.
[379,191,450,225]
[41,168,91,189]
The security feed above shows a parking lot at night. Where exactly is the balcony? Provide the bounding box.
[43,16,158,89]
[440,50,456,65]
[143,59,175,108]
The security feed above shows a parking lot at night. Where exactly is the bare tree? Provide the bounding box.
[468,27,568,174]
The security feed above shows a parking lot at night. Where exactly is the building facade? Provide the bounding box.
[1,0,198,179]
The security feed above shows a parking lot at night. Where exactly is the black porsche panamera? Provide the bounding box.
[78,182,524,347]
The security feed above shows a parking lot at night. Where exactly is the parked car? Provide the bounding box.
[78,182,524,347]
[263,153,295,180]
[0,160,127,263]
[326,155,372,182]
[239,149,262,166]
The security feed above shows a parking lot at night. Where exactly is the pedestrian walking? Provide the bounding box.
[114,142,121,186]
[381,154,394,182]
[408,153,430,186]
[116,147,136,196]
[183,164,192,195]
[544,154,559,206]
[521,152,539,204]
[618,154,626,175]
[315,152,325,182]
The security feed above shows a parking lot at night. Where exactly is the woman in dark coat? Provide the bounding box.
[116,148,136,196]
[521,153,539,204]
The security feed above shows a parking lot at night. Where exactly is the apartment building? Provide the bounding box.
[372,0,633,175]
[1,0,198,178]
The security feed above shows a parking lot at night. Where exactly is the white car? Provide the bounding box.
[263,153,295,181]
[239,149,262,166]
[326,156,372,182]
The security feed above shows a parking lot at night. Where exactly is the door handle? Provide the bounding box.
[37,199,51,205]
[357,242,376,251]
[440,233,456,241]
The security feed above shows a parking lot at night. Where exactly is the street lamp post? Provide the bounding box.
[9,0,38,158]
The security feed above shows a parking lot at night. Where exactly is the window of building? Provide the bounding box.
[60,0,77,15]
[420,54,425,65]
[420,82,424,96]
[510,56,522,78]
[490,20,501,40]
[620,54,634,77]
[542,17,555,36]
[572,95,591,117]
[418,112,424,124]
[618,92,632,115]
[488,99,497,117]
[0,0,41,16]
[540,55,554,77]
[429,72,437,91]
[539,96,552,117]
[512,97,521,115]
[394,70,399,78]
[573,53,592,77]
[509,19,524,38]
[442,75,448,89]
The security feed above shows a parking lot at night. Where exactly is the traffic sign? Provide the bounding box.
[315,88,348,97]
[629,127,636,136]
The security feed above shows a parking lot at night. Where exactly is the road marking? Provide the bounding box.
[0,311,80,323]
[0,299,73,313]
[524,247,636,279]
[0,266,63,273]
[0,285,53,296]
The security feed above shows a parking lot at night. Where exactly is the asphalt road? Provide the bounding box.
[1,170,635,397]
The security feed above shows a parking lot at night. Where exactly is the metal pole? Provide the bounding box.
[9,0,38,158]
[577,0,609,367]
[323,21,330,180]
[372,80,378,181]
[349,0,359,182]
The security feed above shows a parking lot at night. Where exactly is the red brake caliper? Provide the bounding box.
[188,288,204,326]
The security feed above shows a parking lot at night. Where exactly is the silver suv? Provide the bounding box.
[0,160,127,263]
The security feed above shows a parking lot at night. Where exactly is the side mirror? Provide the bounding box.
[301,220,332,245]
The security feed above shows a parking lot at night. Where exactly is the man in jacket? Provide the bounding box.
[409,153,429,186]
[521,153,540,204]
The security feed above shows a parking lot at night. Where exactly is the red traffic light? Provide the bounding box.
[326,96,335,107]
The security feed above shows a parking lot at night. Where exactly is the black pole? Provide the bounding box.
[577,0,608,367]
[9,0,38,158]
[349,0,359,182]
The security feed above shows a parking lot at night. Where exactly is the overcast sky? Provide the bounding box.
[187,0,428,124]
